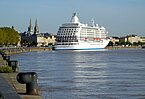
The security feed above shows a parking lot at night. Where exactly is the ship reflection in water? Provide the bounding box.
[11,49,145,99]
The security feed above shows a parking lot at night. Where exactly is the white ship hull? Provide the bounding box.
[55,39,109,50]
[55,13,110,51]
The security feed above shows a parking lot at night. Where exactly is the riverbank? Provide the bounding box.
[0,49,43,99]
[0,46,142,55]
[0,47,52,55]
[1,73,42,99]
[106,46,142,49]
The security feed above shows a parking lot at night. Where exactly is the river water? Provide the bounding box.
[11,48,145,99]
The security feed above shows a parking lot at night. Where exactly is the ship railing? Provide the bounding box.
[57,42,79,45]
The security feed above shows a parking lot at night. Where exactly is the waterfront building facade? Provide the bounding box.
[109,37,120,45]
[126,35,140,44]
[118,35,140,44]
[20,19,56,47]
[109,35,145,46]
[140,37,145,43]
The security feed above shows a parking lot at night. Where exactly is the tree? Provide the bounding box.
[126,41,132,46]
[138,41,144,46]
[115,42,119,46]
[0,29,4,45]
[108,41,113,46]
[119,41,126,46]
[0,27,19,46]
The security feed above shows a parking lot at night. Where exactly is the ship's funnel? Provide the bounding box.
[71,13,80,23]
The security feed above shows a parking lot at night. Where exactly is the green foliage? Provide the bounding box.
[0,27,19,46]
[0,66,13,73]
[115,42,119,46]
[114,41,144,46]
[108,41,113,46]
[120,41,126,45]
[137,41,144,46]
[126,41,132,45]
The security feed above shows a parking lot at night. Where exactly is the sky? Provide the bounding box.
[0,0,145,37]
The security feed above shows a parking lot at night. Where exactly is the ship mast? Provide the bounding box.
[91,18,95,27]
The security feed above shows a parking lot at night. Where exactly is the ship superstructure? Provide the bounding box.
[55,13,109,50]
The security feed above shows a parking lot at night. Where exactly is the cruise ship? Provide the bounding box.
[55,13,109,50]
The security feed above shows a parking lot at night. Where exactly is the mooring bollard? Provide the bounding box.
[0,55,3,60]
[1,53,5,57]
[17,72,38,95]
[3,55,10,61]
[8,60,18,72]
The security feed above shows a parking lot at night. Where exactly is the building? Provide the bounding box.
[140,37,145,43]
[119,35,140,44]
[109,35,145,46]
[20,19,56,47]
[127,35,140,44]
[109,37,120,45]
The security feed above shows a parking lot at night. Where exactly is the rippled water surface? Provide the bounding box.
[11,49,145,99]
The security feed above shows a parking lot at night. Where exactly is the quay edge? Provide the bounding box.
[0,48,42,99]
[0,47,52,55]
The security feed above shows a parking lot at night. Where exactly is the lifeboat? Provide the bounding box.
[93,38,101,41]
[84,38,88,41]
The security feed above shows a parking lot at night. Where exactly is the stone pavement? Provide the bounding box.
[0,73,42,99]
[0,50,42,99]
[0,73,21,99]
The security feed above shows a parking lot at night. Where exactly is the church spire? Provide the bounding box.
[34,18,39,34]
[27,18,33,35]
